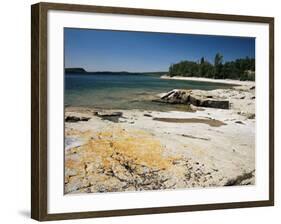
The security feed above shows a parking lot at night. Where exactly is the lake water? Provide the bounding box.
[65,73,232,111]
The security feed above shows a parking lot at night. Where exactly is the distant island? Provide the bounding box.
[65,68,87,73]
[65,68,167,76]
[168,53,255,81]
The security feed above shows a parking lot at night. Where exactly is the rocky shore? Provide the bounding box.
[64,83,255,194]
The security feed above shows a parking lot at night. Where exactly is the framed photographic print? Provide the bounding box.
[31,2,274,221]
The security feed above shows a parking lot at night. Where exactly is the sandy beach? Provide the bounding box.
[64,81,255,194]
[161,75,255,86]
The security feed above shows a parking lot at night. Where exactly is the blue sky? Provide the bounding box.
[64,28,255,72]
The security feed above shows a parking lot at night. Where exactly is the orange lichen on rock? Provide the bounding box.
[65,127,174,193]
[86,127,171,169]
[65,126,225,194]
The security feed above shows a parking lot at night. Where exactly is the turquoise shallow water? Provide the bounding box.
[65,73,232,111]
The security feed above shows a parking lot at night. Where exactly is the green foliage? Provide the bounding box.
[169,61,199,77]
[199,61,214,78]
[214,53,223,79]
[168,53,255,81]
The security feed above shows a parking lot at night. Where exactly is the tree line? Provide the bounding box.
[168,53,255,81]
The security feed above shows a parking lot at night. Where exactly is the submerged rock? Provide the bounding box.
[65,116,90,122]
[94,111,124,123]
[157,89,230,109]
[94,111,123,117]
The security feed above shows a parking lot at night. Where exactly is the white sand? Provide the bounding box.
[161,75,255,86]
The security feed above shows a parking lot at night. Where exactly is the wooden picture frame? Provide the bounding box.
[31,2,274,221]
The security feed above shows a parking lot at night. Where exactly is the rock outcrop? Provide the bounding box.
[156,89,230,109]
[65,127,226,194]
[64,82,256,194]
[65,116,90,122]
[93,111,124,123]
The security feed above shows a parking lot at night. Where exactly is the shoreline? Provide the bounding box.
[160,75,255,86]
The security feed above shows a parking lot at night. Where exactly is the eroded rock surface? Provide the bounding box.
[65,127,231,194]
[156,86,255,112]
[157,89,229,109]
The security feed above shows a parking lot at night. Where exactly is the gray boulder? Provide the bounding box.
[158,89,230,109]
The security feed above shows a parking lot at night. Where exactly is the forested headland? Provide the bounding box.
[168,53,255,81]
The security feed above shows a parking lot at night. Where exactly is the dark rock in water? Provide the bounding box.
[158,89,230,109]
[65,116,80,122]
[235,121,245,125]
[94,111,124,123]
[81,117,90,121]
[65,116,90,122]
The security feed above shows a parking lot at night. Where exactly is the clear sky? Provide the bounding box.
[64,28,255,72]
